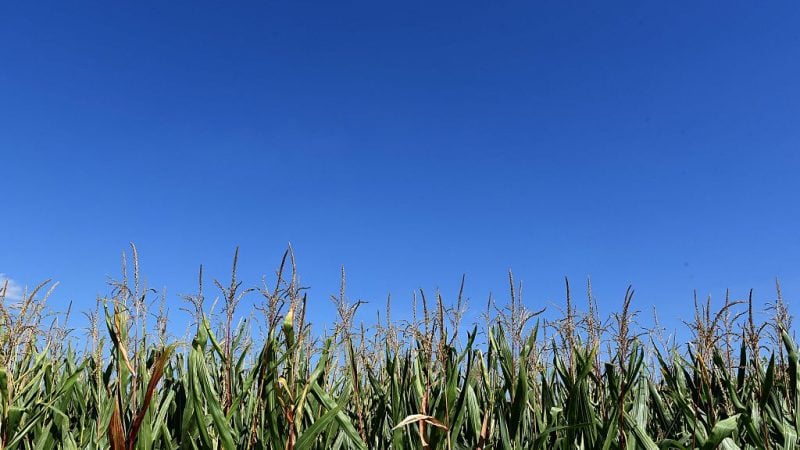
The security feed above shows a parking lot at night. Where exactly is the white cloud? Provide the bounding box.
[0,274,23,302]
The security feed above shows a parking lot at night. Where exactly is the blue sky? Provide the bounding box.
[2,1,799,337]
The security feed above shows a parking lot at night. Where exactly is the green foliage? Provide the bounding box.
[0,247,797,449]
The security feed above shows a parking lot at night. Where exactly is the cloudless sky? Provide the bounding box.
[2,1,800,337]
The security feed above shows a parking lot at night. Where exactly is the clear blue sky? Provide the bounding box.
[2,1,799,336]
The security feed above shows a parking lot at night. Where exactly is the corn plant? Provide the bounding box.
[1,246,798,449]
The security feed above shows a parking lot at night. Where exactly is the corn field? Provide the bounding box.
[1,245,798,449]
